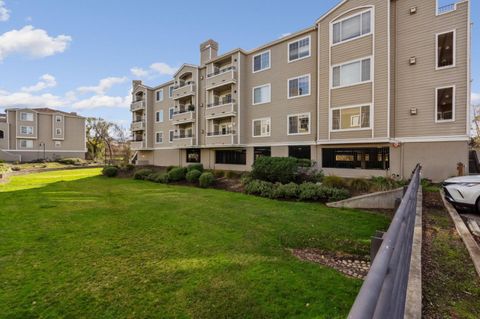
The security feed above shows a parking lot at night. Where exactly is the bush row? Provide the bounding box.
[130,164,215,188]
[244,179,350,203]
[251,157,324,184]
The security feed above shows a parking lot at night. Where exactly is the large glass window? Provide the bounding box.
[253,51,270,72]
[187,149,201,163]
[169,86,174,98]
[156,110,164,123]
[288,36,310,62]
[215,149,247,165]
[288,146,311,160]
[437,31,455,68]
[254,147,271,161]
[20,126,33,135]
[436,87,454,122]
[333,58,371,88]
[253,118,271,137]
[20,140,33,149]
[288,113,310,135]
[333,10,371,44]
[288,75,310,98]
[332,105,370,130]
[169,130,174,143]
[253,84,271,105]
[169,108,174,120]
[322,147,390,170]
[155,132,163,144]
[20,112,34,121]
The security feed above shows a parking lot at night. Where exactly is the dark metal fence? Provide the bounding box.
[348,165,421,319]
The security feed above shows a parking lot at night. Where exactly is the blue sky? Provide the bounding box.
[0,0,478,130]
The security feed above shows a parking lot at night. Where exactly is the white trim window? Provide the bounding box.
[252,118,271,137]
[156,89,164,102]
[168,85,174,98]
[252,84,271,105]
[55,115,62,122]
[169,107,174,120]
[20,112,34,121]
[288,36,311,62]
[20,126,33,135]
[332,57,371,88]
[20,139,33,149]
[55,128,62,135]
[332,9,372,45]
[435,86,455,122]
[331,105,371,131]
[288,74,310,99]
[155,131,164,144]
[288,113,311,135]
[252,50,270,73]
[156,110,164,123]
[169,130,174,143]
[436,30,456,69]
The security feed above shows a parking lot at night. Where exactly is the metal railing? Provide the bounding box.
[437,3,456,14]
[173,105,195,114]
[173,132,194,139]
[173,81,195,90]
[207,130,235,136]
[207,98,235,108]
[207,66,236,78]
[348,164,421,319]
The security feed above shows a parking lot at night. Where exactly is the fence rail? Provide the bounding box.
[348,164,421,319]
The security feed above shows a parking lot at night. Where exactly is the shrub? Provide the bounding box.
[166,166,177,172]
[213,170,225,178]
[134,168,153,180]
[57,158,84,165]
[274,182,300,199]
[168,167,187,182]
[154,173,169,183]
[124,164,135,171]
[199,172,215,188]
[102,166,118,177]
[296,158,314,168]
[349,178,371,193]
[186,169,202,183]
[251,157,299,184]
[370,176,398,191]
[322,175,348,189]
[298,183,322,201]
[225,170,243,179]
[328,188,350,202]
[244,179,276,198]
[11,166,21,171]
[297,166,324,184]
[187,164,204,173]
[298,183,350,202]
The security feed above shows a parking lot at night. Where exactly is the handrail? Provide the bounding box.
[438,3,456,14]
[348,164,421,319]
[173,133,194,139]
[207,98,235,108]
[174,105,195,114]
[207,66,236,78]
[207,130,236,136]
[173,81,195,90]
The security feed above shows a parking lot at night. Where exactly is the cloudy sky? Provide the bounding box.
[0,0,478,130]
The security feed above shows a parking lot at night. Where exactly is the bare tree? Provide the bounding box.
[471,104,480,148]
[86,118,120,164]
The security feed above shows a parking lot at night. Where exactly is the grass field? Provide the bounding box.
[0,168,390,318]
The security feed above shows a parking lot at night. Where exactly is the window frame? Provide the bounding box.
[252,83,271,106]
[168,130,174,143]
[20,112,34,122]
[155,131,164,144]
[155,110,164,123]
[20,125,34,135]
[252,117,271,137]
[55,128,62,135]
[287,112,311,136]
[435,85,456,123]
[168,107,174,120]
[55,115,62,122]
[330,104,372,132]
[252,50,271,73]
[155,89,164,102]
[19,139,33,149]
[287,74,311,99]
[331,8,373,46]
[287,35,311,63]
[168,85,175,98]
[331,56,372,89]
[186,148,201,163]
[435,29,456,70]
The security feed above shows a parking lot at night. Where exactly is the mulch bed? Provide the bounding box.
[290,248,370,279]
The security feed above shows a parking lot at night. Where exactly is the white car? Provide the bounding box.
[443,175,480,212]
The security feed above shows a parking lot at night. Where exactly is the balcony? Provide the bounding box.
[131,120,145,131]
[437,3,456,15]
[205,130,237,146]
[131,140,146,150]
[172,105,195,124]
[130,100,145,112]
[206,66,237,90]
[206,99,236,119]
[172,81,195,100]
[172,132,195,148]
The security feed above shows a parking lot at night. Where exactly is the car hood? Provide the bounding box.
[444,175,480,184]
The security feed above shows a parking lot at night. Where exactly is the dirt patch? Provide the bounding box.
[291,248,370,279]
[212,177,244,193]
[423,191,445,210]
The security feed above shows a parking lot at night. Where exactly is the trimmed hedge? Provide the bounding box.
[186,169,202,183]
[274,182,300,199]
[251,157,299,184]
[102,166,118,177]
[199,172,215,188]
[187,164,204,173]
[134,169,153,180]
[168,167,187,182]
[322,175,348,189]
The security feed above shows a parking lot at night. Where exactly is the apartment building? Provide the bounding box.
[130,0,471,182]
[0,108,86,162]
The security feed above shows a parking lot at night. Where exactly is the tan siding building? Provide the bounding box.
[130,0,471,182]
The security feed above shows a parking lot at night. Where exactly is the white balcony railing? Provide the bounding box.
[130,100,145,112]
[131,121,145,131]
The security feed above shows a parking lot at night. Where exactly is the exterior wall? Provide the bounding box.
[0,122,8,149]
[13,151,85,162]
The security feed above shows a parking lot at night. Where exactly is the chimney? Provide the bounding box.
[132,80,143,89]
[200,39,218,65]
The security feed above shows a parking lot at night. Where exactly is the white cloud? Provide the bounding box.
[77,76,127,95]
[130,62,177,78]
[0,1,9,22]
[21,74,57,93]
[130,67,149,78]
[72,94,131,110]
[472,92,480,106]
[0,91,66,109]
[0,25,72,61]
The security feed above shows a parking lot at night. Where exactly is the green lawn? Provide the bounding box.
[0,169,389,318]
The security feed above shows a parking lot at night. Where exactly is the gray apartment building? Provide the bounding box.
[130,0,471,182]
[0,108,86,162]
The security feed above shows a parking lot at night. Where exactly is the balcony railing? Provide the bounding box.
[207,98,235,108]
[207,130,235,136]
[207,66,236,78]
[131,121,145,131]
[130,100,145,112]
[130,140,146,150]
[173,132,194,139]
[173,81,195,90]
[174,105,195,114]
[437,3,456,14]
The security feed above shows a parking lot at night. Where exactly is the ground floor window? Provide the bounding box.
[322,147,389,170]
[254,147,271,161]
[215,149,246,165]
[288,146,311,160]
[186,148,201,163]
